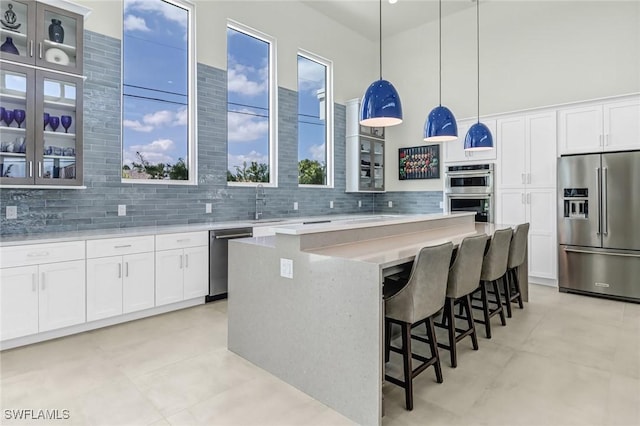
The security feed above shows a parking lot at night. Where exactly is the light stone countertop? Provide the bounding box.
[0,213,402,247]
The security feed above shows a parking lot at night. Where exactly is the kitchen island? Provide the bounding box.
[228,213,528,425]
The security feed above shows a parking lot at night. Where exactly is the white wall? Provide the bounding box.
[76,0,376,104]
[383,1,640,192]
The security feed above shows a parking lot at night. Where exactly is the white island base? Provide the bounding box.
[228,213,526,425]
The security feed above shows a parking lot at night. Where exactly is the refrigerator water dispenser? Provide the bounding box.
[563,188,589,219]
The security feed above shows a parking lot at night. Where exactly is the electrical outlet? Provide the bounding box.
[358,200,362,208]
[388,201,393,208]
[280,258,293,279]
[205,203,212,213]
[329,201,334,209]
[6,206,17,220]
[293,202,298,211]
[118,204,126,216]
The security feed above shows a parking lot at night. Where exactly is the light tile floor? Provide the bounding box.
[1,284,639,426]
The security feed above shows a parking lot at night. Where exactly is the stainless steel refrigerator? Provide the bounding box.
[558,151,640,301]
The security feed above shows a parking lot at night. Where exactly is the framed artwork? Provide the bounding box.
[398,144,440,180]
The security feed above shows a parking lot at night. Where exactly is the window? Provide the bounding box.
[297,51,333,186]
[121,0,195,183]
[226,22,277,185]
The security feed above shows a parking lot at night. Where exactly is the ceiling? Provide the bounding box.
[302,0,476,41]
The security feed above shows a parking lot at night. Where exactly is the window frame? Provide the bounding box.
[226,20,278,188]
[120,0,197,186]
[297,49,334,189]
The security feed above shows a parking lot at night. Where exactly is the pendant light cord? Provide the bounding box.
[379,0,383,80]
[476,0,480,123]
[438,0,442,105]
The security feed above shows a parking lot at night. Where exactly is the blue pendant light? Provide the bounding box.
[424,0,457,142]
[360,0,403,127]
[464,0,493,151]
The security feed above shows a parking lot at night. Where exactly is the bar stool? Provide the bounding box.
[472,228,512,339]
[502,223,529,317]
[384,242,453,411]
[436,234,487,368]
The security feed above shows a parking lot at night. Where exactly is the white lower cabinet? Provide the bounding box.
[0,259,86,340]
[86,236,155,321]
[497,188,557,282]
[155,232,208,306]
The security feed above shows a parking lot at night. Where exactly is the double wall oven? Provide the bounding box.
[445,164,494,223]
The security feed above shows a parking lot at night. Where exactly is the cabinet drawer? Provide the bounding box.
[155,231,208,251]
[0,241,85,268]
[87,236,155,258]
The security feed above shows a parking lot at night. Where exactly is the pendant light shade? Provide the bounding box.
[464,0,493,151]
[360,0,403,127]
[424,0,457,142]
[464,122,493,150]
[360,79,403,127]
[424,105,457,142]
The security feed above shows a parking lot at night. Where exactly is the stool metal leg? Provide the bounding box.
[385,319,391,363]
[425,317,443,383]
[502,274,513,318]
[465,294,479,350]
[492,280,507,326]
[479,282,492,338]
[445,298,457,368]
[401,322,413,410]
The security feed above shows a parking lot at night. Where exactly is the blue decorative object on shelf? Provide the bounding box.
[49,19,64,43]
[1,36,19,55]
[360,79,403,127]
[424,105,458,142]
[464,122,493,151]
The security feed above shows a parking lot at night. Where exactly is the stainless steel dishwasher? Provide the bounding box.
[207,227,253,301]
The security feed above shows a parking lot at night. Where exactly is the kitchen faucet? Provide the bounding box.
[255,184,266,220]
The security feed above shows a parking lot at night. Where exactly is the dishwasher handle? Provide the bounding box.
[214,233,253,240]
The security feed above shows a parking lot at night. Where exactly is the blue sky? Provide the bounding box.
[122,0,188,171]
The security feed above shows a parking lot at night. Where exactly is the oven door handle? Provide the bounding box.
[446,172,492,178]
[446,194,492,199]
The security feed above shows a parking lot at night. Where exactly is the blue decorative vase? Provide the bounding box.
[49,19,64,43]
[1,36,19,55]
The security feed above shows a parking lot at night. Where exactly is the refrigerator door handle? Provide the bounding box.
[596,167,601,236]
[602,167,608,236]
[563,247,640,258]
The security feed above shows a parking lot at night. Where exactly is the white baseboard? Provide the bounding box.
[529,276,558,287]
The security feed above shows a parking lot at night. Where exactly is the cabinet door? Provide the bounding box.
[0,265,38,340]
[443,121,471,163]
[526,189,557,280]
[38,259,85,332]
[358,138,373,191]
[372,140,384,191]
[469,120,497,161]
[0,63,36,185]
[35,70,83,186]
[603,99,640,152]
[155,249,184,306]
[558,105,603,155]
[526,112,557,188]
[496,190,526,225]
[183,246,208,300]
[0,0,36,65]
[35,3,83,75]
[86,256,123,321]
[497,117,526,189]
[123,252,155,314]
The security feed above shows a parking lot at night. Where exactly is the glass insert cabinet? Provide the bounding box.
[0,58,83,185]
[0,0,83,74]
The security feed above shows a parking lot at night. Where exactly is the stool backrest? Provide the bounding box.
[508,223,530,269]
[480,228,513,281]
[447,234,488,299]
[385,242,453,324]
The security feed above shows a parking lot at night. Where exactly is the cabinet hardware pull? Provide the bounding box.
[29,40,34,57]
[521,193,525,204]
[185,254,188,268]
[521,173,525,184]
[118,263,122,278]
[527,173,531,184]
[38,162,42,178]
[606,134,610,146]
[176,239,190,242]
[527,193,531,204]
[125,262,129,277]
[28,161,33,177]
[114,244,132,248]
[27,251,49,257]
[41,272,45,290]
[38,42,42,59]
[180,255,183,269]
[32,273,37,292]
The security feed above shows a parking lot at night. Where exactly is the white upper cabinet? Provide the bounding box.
[558,96,640,155]
[443,119,497,164]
